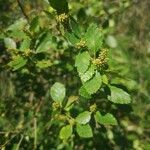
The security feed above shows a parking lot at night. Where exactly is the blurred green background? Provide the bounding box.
[0,0,150,149]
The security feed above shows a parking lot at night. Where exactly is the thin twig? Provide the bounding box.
[16,134,24,150]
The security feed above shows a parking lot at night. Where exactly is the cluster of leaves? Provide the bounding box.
[2,0,131,140]
[48,0,131,140]
[3,0,149,149]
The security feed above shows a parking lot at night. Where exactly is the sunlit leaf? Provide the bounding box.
[108,85,131,104]
[36,32,52,53]
[50,82,66,104]
[94,111,118,125]
[80,64,95,83]
[75,51,91,75]
[4,38,16,49]
[84,23,103,56]
[59,125,72,140]
[8,56,27,71]
[20,37,31,51]
[76,111,91,124]
[82,72,102,95]
[76,124,93,138]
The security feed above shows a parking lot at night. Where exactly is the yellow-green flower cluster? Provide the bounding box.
[54,114,66,121]
[56,13,68,23]
[90,103,97,112]
[76,39,86,49]
[22,49,32,57]
[52,102,60,110]
[92,49,108,67]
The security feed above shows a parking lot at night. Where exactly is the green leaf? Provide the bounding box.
[50,82,66,104]
[82,72,102,95]
[79,86,91,99]
[59,125,72,140]
[70,17,82,38]
[64,96,78,111]
[102,74,108,85]
[108,85,131,104]
[6,19,27,39]
[94,111,118,125]
[49,0,69,14]
[76,111,91,124]
[9,30,27,40]
[36,32,52,53]
[19,37,31,51]
[4,38,16,49]
[65,32,80,45]
[30,16,40,33]
[84,23,103,56]
[8,56,27,71]
[7,18,27,31]
[76,124,93,138]
[80,64,95,83]
[36,60,52,69]
[75,52,91,75]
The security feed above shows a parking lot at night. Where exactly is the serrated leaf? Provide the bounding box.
[4,38,16,49]
[7,18,27,31]
[19,37,31,51]
[108,85,131,104]
[82,72,102,95]
[94,111,118,125]
[8,56,27,71]
[65,32,80,45]
[59,125,72,140]
[50,82,66,104]
[75,52,91,75]
[10,30,27,40]
[76,124,93,138]
[80,64,95,83]
[76,111,91,124]
[79,86,91,99]
[84,23,103,56]
[102,74,108,85]
[70,17,82,38]
[36,32,52,53]
[49,0,69,14]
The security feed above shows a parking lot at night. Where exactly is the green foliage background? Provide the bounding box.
[0,0,150,149]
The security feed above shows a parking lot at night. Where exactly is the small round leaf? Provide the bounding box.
[50,82,66,104]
